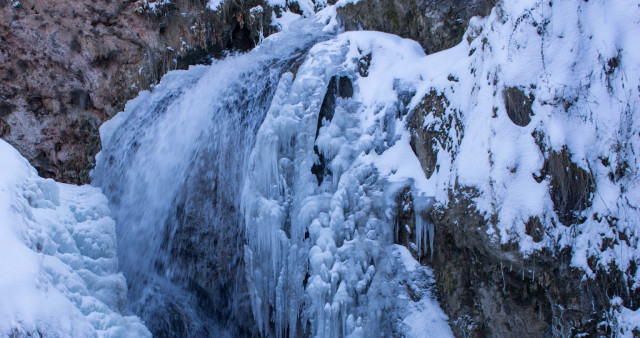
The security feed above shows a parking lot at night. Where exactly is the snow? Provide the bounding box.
[416,0,640,271]
[383,0,640,332]
[0,140,149,337]
[80,0,640,335]
[271,10,304,32]
[614,296,640,337]
[207,0,224,11]
[135,0,172,13]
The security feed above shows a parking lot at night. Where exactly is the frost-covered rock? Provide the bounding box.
[0,140,149,337]
[84,0,640,336]
[402,0,640,335]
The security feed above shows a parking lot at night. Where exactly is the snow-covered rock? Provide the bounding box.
[0,140,149,337]
[244,0,640,335]
[402,0,640,335]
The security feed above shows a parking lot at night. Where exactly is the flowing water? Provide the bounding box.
[93,17,331,336]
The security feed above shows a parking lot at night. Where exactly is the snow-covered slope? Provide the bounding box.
[420,0,640,273]
[402,0,640,334]
[0,140,149,337]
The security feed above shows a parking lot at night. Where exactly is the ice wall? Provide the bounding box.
[242,31,452,337]
[0,139,149,337]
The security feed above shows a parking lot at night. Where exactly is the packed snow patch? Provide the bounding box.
[0,140,149,337]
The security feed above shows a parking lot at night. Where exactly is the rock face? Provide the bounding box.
[0,0,272,184]
[337,0,495,54]
[3,0,639,336]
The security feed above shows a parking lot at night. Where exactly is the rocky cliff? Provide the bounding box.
[0,0,271,184]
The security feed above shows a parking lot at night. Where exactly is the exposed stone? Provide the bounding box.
[0,0,273,184]
[0,119,9,137]
[503,87,534,127]
[0,100,13,117]
[409,90,463,179]
[357,52,372,77]
[425,185,633,337]
[337,0,495,54]
[406,86,626,336]
[525,216,544,243]
[542,147,595,226]
[395,186,417,251]
[338,76,353,98]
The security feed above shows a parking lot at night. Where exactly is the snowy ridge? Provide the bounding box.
[423,0,640,265]
[0,140,149,337]
[427,0,639,279]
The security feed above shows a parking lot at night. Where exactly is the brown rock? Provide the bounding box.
[0,0,273,184]
[337,0,495,54]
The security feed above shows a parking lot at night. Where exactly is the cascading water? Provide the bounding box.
[94,9,452,338]
[92,15,334,336]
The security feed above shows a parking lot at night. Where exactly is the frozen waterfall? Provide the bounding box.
[93,9,452,338]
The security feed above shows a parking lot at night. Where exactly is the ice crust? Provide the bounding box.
[0,140,149,337]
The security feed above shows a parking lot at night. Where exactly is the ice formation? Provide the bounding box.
[242,30,453,337]
[91,0,640,335]
[0,140,149,337]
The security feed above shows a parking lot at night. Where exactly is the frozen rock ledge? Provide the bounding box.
[0,139,150,337]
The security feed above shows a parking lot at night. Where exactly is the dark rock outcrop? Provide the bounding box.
[428,187,638,337]
[503,87,534,127]
[409,90,463,179]
[542,147,596,226]
[337,0,495,54]
[0,0,272,184]
[408,91,637,337]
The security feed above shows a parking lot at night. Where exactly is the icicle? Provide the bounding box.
[501,262,505,292]
[428,220,435,261]
[532,269,535,282]
[413,195,435,259]
[415,212,423,256]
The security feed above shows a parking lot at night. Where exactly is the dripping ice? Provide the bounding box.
[242,29,453,337]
